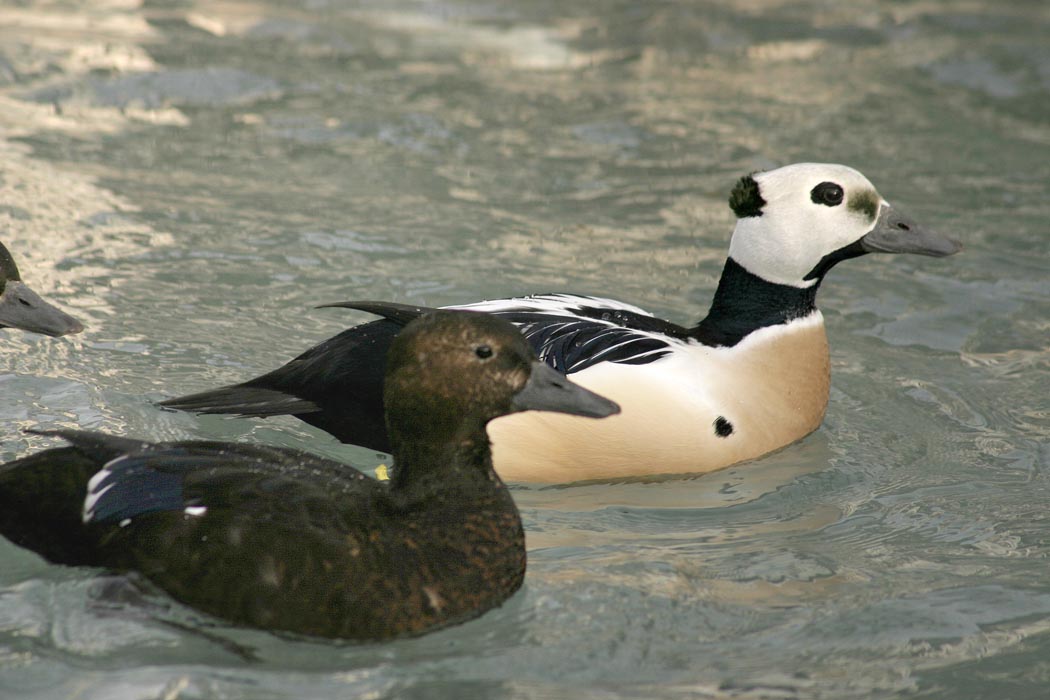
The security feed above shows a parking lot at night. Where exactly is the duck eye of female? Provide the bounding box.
[474,345,493,360]
[810,182,844,207]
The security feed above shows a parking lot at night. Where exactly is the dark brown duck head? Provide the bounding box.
[383,310,619,487]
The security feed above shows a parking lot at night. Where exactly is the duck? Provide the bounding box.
[0,311,619,640]
[0,241,84,337]
[161,163,961,482]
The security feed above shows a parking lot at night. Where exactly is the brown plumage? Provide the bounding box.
[0,311,617,640]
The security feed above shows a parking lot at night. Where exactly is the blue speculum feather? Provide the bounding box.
[85,452,195,523]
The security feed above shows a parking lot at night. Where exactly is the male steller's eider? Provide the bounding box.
[161,163,960,482]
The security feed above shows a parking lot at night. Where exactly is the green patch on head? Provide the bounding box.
[848,189,879,221]
[728,174,766,218]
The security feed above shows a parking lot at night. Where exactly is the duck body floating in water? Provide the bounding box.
[0,241,83,337]
[162,163,961,482]
[0,312,618,640]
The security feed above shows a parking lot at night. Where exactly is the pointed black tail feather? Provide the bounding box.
[316,300,439,327]
[158,385,320,418]
[25,428,150,460]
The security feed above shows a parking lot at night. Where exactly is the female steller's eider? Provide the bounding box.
[0,241,83,337]
[161,163,961,482]
[0,312,619,640]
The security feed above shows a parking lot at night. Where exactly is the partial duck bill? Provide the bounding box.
[0,281,84,337]
[511,361,620,419]
[861,204,962,258]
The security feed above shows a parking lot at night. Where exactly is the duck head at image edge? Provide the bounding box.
[0,311,618,640]
[0,241,83,337]
[160,163,960,482]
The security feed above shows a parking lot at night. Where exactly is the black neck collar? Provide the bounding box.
[690,257,820,347]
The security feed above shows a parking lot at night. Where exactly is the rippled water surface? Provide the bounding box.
[1,1,1049,698]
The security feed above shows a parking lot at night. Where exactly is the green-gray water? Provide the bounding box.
[1,1,1048,698]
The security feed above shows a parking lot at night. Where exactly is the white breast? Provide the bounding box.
[487,312,830,482]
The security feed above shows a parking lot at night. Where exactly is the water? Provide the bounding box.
[1,0,1048,697]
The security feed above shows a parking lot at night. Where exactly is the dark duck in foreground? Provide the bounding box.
[0,311,618,640]
[162,163,961,482]
[0,241,83,337]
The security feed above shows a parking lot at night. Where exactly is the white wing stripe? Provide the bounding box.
[586,337,651,361]
[82,482,114,523]
[449,293,655,319]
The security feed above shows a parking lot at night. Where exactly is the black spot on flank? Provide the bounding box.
[729,174,766,218]
[714,416,734,437]
[810,181,844,207]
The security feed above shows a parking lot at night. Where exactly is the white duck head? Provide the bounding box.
[726,163,961,289]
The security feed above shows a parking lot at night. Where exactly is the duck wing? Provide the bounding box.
[2,430,483,639]
[453,294,689,372]
[160,294,690,450]
[0,429,377,567]
[159,317,402,448]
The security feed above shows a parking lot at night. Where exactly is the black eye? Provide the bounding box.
[474,345,493,360]
[810,181,844,207]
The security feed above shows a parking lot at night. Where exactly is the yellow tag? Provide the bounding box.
[374,464,390,481]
